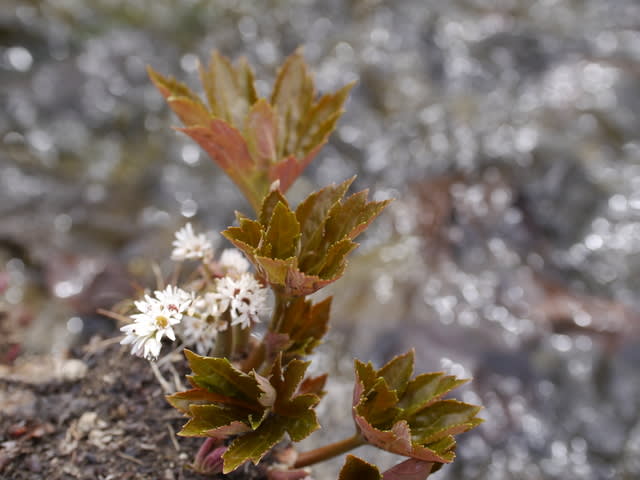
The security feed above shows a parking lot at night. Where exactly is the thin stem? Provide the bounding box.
[294,434,365,468]
[150,361,174,394]
[269,292,288,333]
[152,261,165,290]
[231,324,251,361]
[170,261,183,286]
[213,313,233,357]
[199,263,213,286]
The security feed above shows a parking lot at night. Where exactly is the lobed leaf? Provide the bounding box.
[223,181,389,296]
[264,202,301,260]
[170,351,322,474]
[185,350,273,405]
[179,404,253,438]
[397,373,469,420]
[409,400,483,445]
[296,177,355,251]
[354,414,453,464]
[222,416,287,473]
[352,351,483,466]
[271,49,315,158]
[147,66,210,125]
[277,296,332,356]
[150,50,354,208]
[167,388,253,415]
[378,350,415,398]
[199,51,257,126]
[295,82,354,155]
[324,191,392,244]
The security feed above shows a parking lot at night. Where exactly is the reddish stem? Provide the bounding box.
[294,434,365,468]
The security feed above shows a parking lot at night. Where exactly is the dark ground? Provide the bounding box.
[0,338,213,480]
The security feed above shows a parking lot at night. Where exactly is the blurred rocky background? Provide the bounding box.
[2,1,640,478]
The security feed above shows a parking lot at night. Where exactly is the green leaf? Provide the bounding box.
[179,404,253,437]
[264,202,301,260]
[222,416,287,473]
[354,363,400,429]
[296,180,390,277]
[223,216,263,259]
[398,373,469,420]
[410,400,483,444]
[378,350,414,398]
[316,237,357,278]
[151,51,355,208]
[212,356,320,473]
[282,404,319,442]
[255,255,296,287]
[296,177,355,251]
[147,66,211,126]
[324,190,391,244]
[339,455,381,480]
[353,360,379,398]
[354,414,451,463]
[148,65,199,100]
[268,355,320,439]
[199,51,257,127]
[352,351,482,465]
[259,189,290,226]
[277,296,331,356]
[271,49,315,158]
[223,179,388,296]
[270,356,309,407]
[167,388,251,414]
[296,82,355,155]
[185,350,269,403]
[166,97,212,126]
[169,351,321,474]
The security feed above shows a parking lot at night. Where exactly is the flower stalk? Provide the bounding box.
[269,293,288,333]
[230,323,251,361]
[212,312,233,357]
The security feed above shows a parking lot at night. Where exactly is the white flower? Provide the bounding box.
[153,285,193,313]
[121,323,165,360]
[214,273,269,329]
[171,223,213,261]
[180,314,217,355]
[218,249,250,275]
[188,292,227,320]
[120,285,192,360]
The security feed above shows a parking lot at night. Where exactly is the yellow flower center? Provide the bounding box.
[156,315,169,328]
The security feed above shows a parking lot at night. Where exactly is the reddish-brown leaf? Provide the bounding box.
[245,99,278,168]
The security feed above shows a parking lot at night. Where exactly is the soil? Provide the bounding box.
[0,337,238,480]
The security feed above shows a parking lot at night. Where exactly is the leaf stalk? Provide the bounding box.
[294,433,365,468]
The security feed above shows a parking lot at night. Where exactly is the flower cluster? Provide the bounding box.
[120,285,192,360]
[120,224,269,360]
[214,273,269,329]
[171,223,213,261]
